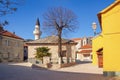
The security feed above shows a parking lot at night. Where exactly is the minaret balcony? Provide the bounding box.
[33,30,40,35]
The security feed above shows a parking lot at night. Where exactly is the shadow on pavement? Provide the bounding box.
[76,60,92,64]
[0,63,113,80]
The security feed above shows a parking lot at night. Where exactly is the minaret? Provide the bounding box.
[33,18,42,40]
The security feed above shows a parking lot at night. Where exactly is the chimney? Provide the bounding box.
[0,26,4,32]
[13,31,15,34]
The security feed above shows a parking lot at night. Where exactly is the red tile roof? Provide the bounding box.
[78,50,92,54]
[0,30,24,40]
[80,44,92,49]
[71,38,82,41]
[24,43,28,46]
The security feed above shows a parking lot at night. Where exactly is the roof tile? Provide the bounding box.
[78,50,92,54]
[0,30,23,40]
[80,44,92,49]
[27,35,76,44]
[71,38,82,41]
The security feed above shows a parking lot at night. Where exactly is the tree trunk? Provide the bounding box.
[58,29,63,63]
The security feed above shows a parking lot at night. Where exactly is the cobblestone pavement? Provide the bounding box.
[0,62,113,80]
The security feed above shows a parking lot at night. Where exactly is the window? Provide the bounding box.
[87,38,89,44]
[17,42,19,47]
[5,40,10,46]
[15,42,19,47]
[0,36,2,40]
[62,50,66,57]
[83,40,86,46]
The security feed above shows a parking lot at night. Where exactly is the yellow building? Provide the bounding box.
[92,0,120,76]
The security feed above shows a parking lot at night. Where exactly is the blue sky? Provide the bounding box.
[2,0,114,39]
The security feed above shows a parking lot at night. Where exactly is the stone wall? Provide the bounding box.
[28,45,60,60]
[71,45,76,62]
[0,36,24,62]
[28,44,77,63]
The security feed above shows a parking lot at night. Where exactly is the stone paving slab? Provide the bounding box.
[56,62,103,74]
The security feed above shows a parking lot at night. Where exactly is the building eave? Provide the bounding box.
[97,0,120,30]
[26,42,77,45]
[27,35,77,45]
[0,30,24,40]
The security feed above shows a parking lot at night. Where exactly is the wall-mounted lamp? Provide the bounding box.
[92,22,97,36]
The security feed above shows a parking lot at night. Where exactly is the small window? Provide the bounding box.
[17,42,19,47]
[62,50,66,57]
[15,42,19,47]
[5,40,10,46]
[87,38,89,44]
[83,40,86,46]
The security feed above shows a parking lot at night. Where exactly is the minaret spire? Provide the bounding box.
[36,18,40,25]
[33,18,42,40]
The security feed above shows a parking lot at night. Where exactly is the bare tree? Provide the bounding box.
[43,7,78,63]
[0,0,24,27]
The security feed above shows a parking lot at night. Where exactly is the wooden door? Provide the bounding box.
[98,53,103,68]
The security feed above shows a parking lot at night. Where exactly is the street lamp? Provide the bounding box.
[92,22,97,36]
